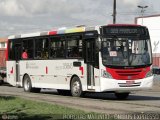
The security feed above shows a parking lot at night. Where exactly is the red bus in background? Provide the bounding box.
[0,38,7,84]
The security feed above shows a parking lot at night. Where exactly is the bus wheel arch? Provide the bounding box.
[23,74,41,93]
[70,75,84,97]
[22,74,28,85]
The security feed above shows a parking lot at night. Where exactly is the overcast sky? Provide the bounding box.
[0,0,160,37]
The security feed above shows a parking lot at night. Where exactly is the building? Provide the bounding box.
[135,15,160,70]
[0,38,7,68]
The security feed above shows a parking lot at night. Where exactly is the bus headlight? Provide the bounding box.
[145,70,153,78]
[102,70,112,78]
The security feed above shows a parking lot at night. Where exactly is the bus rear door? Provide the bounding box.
[7,40,21,86]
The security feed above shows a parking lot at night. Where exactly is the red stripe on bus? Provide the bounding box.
[49,31,57,35]
[46,66,48,74]
[107,24,141,27]
[79,67,84,75]
[10,67,13,74]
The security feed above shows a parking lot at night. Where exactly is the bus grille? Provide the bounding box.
[118,82,141,87]
[115,69,143,80]
[106,67,150,80]
[115,69,142,76]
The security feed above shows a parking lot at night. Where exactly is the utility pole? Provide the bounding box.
[113,0,116,24]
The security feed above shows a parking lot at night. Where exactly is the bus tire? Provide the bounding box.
[23,75,32,92]
[115,92,130,100]
[71,76,84,97]
[23,75,41,93]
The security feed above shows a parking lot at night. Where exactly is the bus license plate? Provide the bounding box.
[126,80,135,85]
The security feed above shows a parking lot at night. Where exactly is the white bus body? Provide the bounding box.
[6,24,153,99]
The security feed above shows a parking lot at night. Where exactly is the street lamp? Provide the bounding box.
[137,5,148,24]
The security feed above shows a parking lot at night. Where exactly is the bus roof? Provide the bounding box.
[107,24,142,27]
[8,24,144,40]
[8,26,97,40]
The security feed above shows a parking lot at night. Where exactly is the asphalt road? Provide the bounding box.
[0,77,159,115]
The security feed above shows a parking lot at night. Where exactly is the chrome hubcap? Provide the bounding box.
[72,81,80,95]
[24,78,30,90]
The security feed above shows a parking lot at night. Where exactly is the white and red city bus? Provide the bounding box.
[6,24,153,99]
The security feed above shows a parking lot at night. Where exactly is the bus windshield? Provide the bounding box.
[101,37,152,67]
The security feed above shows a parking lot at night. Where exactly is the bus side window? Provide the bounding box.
[57,41,65,58]
[66,35,83,58]
[22,39,34,59]
[50,37,66,59]
[8,39,22,60]
[35,38,49,59]
[8,41,15,60]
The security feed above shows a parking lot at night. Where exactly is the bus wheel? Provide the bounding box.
[23,75,41,93]
[115,92,130,100]
[71,76,83,97]
[23,75,32,92]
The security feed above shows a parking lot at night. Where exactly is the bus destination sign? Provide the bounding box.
[109,28,138,34]
[102,27,145,35]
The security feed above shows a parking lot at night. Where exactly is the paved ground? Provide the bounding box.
[0,76,159,115]
[153,75,160,89]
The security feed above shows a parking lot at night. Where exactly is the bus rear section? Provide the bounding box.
[6,24,153,99]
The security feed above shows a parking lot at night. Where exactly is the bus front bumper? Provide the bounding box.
[100,76,154,92]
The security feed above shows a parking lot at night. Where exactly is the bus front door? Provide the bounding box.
[84,39,95,90]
